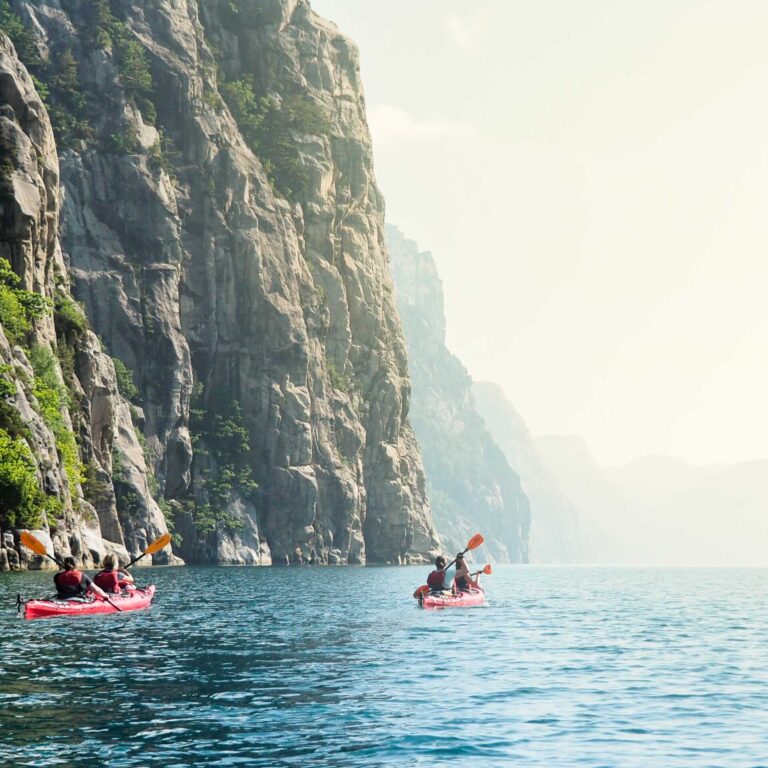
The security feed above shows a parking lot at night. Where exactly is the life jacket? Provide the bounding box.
[94,569,120,593]
[54,569,85,598]
[427,569,445,590]
[456,574,469,591]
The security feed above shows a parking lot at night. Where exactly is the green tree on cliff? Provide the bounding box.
[220,77,331,203]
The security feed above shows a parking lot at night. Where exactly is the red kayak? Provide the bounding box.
[418,586,486,609]
[20,586,156,620]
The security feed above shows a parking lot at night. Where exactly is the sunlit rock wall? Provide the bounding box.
[0,32,174,569]
[1,0,439,564]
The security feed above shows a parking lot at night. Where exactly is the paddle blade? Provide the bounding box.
[145,533,172,556]
[413,585,430,599]
[465,533,484,551]
[483,564,492,575]
[19,531,47,557]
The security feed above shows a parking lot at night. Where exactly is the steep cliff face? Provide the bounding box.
[387,225,530,562]
[1,0,439,564]
[472,382,580,563]
[0,32,174,569]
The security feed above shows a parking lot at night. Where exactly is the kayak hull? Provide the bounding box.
[22,585,156,620]
[419,586,486,609]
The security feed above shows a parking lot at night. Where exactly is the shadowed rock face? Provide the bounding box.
[0,33,174,570]
[1,0,439,564]
[387,225,530,563]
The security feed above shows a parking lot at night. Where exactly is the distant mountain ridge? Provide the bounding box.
[536,436,768,565]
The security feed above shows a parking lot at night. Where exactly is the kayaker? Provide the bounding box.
[93,553,135,594]
[454,553,476,592]
[426,555,456,593]
[54,556,109,600]
[427,556,447,592]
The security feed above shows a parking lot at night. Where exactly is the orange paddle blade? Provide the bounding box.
[145,533,172,555]
[465,533,484,551]
[413,585,430,599]
[19,531,48,557]
[483,564,492,575]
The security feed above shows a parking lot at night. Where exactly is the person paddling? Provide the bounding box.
[54,556,109,601]
[93,554,135,594]
[427,555,457,593]
[427,556,447,592]
[454,552,476,592]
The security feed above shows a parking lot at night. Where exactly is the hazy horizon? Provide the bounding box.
[312,0,768,467]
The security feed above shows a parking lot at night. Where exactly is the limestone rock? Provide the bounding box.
[0,31,177,569]
[1,0,440,564]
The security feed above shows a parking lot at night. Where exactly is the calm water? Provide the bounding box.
[1,565,767,767]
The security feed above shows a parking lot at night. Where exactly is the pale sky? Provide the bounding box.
[311,0,768,466]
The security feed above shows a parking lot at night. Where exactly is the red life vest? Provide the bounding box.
[427,569,445,590]
[94,569,120,593]
[54,569,85,597]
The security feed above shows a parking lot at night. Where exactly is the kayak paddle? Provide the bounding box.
[413,585,430,599]
[124,533,172,569]
[19,531,122,612]
[445,532,484,570]
[19,531,64,567]
[470,563,492,586]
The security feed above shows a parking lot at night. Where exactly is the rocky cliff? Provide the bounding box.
[387,225,530,562]
[472,382,579,562]
[0,31,174,569]
[0,0,439,566]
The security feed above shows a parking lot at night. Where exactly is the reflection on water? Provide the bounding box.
[1,565,768,766]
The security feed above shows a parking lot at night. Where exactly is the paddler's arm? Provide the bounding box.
[458,564,475,587]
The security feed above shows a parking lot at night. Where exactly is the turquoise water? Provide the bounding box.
[1,565,767,767]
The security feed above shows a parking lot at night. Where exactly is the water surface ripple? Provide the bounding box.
[1,566,767,766]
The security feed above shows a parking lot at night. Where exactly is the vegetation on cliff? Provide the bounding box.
[0,428,45,529]
[0,257,76,528]
[0,259,50,344]
[29,344,83,489]
[0,0,89,146]
[112,357,139,402]
[220,77,331,203]
[188,393,256,536]
[0,0,156,148]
